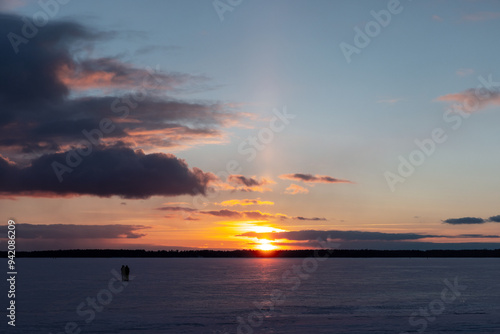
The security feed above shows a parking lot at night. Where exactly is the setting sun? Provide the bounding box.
[255,239,277,251]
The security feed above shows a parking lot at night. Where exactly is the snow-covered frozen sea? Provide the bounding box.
[2,257,499,333]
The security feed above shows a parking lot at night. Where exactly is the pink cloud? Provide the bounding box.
[284,184,309,195]
[436,88,500,113]
[456,68,474,77]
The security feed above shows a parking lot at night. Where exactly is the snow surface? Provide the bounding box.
[2,257,499,333]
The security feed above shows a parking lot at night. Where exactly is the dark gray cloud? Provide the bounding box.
[0,14,246,199]
[442,217,486,225]
[0,223,149,239]
[200,209,242,218]
[225,175,274,192]
[0,146,217,198]
[238,230,500,246]
[157,207,325,221]
[155,206,198,212]
[279,173,353,184]
[198,209,323,221]
[294,216,327,221]
[458,234,500,238]
[237,230,441,241]
[228,175,262,187]
[242,211,280,220]
[488,215,500,222]
[271,240,500,250]
[0,14,97,105]
[0,14,240,152]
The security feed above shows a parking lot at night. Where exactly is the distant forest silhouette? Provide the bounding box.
[3,249,500,258]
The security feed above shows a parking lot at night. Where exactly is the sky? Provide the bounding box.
[0,0,499,251]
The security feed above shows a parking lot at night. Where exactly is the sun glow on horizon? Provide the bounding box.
[255,238,277,251]
[234,222,284,250]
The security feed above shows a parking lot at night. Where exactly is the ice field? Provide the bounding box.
[2,257,499,333]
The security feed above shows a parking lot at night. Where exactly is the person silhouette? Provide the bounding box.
[121,265,126,281]
[124,265,130,281]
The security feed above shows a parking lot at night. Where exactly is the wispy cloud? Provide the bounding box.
[456,68,474,77]
[284,184,309,195]
[237,229,439,241]
[155,206,198,212]
[294,217,327,221]
[220,175,275,192]
[280,173,353,184]
[436,88,500,113]
[215,198,274,206]
[197,209,325,222]
[237,229,498,242]
[1,223,149,239]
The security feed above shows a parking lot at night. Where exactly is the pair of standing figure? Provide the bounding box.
[121,265,130,281]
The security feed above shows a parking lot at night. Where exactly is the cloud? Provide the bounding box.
[294,217,327,221]
[442,215,500,225]
[458,234,500,238]
[284,183,309,195]
[270,240,500,250]
[215,199,274,206]
[225,175,275,192]
[0,146,217,198]
[237,230,440,241]
[1,223,149,239]
[199,209,287,221]
[244,211,285,220]
[436,88,500,113]
[155,206,198,212]
[462,12,500,22]
[200,209,242,218]
[280,173,353,184]
[0,15,235,200]
[432,15,443,21]
[157,206,325,222]
[58,57,205,92]
[0,13,245,161]
[442,217,486,225]
[456,68,474,77]
[488,215,500,222]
